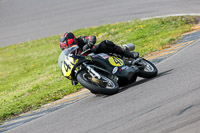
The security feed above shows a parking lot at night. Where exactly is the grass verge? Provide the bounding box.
[0,16,199,123]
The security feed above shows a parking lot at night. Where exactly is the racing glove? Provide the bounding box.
[82,42,94,51]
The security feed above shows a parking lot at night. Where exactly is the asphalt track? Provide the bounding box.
[0,0,200,47]
[1,0,200,133]
[6,38,200,133]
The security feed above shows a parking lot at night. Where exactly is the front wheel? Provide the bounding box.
[137,58,158,78]
[77,70,119,95]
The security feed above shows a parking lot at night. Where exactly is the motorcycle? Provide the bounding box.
[60,43,158,95]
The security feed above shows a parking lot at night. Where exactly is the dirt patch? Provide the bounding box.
[191,24,200,30]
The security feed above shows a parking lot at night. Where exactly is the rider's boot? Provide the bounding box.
[123,51,139,59]
[114,45,139,59]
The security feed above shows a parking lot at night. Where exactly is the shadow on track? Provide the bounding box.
[119,69,174,93]
[95,69,174,98]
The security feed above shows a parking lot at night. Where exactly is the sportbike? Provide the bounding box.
[60,43,157,95]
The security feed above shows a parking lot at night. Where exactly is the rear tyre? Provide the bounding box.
[77,70,119,95]
[137,58,158,78]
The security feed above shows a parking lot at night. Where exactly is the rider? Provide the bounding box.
[58,32,139,85]
[58,32,139,59]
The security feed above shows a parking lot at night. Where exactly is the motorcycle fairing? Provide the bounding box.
[61,56,79,79]
[91,53,134,80]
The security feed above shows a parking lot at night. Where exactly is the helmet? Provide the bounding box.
[59,32,77,50]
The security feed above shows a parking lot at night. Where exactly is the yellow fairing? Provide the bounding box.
[62,57,78,78]
[108,56,124,66]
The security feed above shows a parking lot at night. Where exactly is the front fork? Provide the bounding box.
[82,62,101,79]
[72,62,102,86]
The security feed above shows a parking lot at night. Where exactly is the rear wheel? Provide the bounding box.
[77,70,119,95]
[137,58,158,78]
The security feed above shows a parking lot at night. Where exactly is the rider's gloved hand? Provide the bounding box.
[83,42,94,51]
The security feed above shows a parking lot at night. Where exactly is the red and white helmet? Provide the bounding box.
[59,32,77,50]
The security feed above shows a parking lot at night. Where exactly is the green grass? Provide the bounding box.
[0,16,199,123]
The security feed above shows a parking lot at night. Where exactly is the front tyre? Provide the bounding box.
[77,70,119,95]
[137,58,158,78]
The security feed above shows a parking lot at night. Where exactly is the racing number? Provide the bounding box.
[62,57,78,77]
[113,57,122,65]
[63,61,71,73]
[108,56,124,66]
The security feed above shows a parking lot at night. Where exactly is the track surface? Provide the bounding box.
[6,38,200,133]
[2,0,200,132]
[0,0,200,46]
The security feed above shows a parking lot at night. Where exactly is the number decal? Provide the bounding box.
[113,57,122,65]
[63,61,71,72]
[62,57,78,78]
[108,56,124,66]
